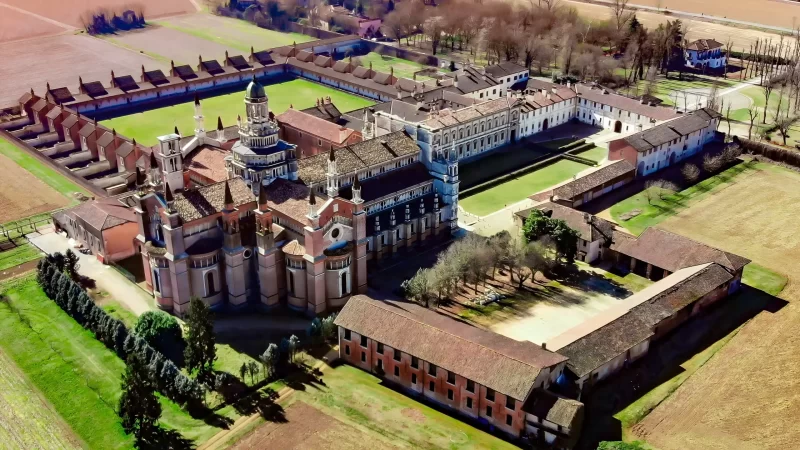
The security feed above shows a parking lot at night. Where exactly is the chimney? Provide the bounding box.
[541,342,547,350]
[584,212,592,224]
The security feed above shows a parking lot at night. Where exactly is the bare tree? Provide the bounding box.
[747,108,759,139]
[611,0,632,33]
[762,75,776,123]
[774,114,796,146]
[703,153,723,173]
[681,163,700,185]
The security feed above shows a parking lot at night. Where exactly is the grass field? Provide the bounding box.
[574,146,607,163]
[357,52,432,79]
[627,75,735,106]
[0,276,239,449]
[288,364,518,450]
[157,14,314,53]
[0,243,42,271]
[460,159,589,216]
[607,161,757,236]
[627,162,800,449]
[0,347,82,449]
[102,79,375,145]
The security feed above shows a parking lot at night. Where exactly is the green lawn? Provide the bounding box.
[742,263,787,296]
[609,162,757,236]
[460,159,589,216]
[357,52,432,79]
[157,19,313,53]
[0,243,42,271]
[729,85,789,123]
[102,79,375,145]
[629,75,736,106]
[574,145,607,163]
[0,276,238,449]
[0,137,88,199]
[290,364,518,450]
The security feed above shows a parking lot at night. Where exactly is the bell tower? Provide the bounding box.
[157,128,183,192]
[221,181,248,308]
[255,184,279,309]
[193,94,205,138]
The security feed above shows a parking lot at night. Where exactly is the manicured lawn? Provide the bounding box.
[459,142,553,188]
[102,79,375,145]
[0,242,42,271]
[214,343,260,384]
[0,276,237,449]
[290,364,518,450]
[630,75,735,105]
[742,263,787,296]
[357,52,432,79]
[608,161,757,236]
[460,159,588,216]
[0,137,88,198]
[574,145,607,163]
[157,19,313,52]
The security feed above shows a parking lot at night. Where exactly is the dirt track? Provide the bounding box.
[634,164,800,449]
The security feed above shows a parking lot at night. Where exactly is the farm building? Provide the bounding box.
[548,160,635,208]
[54,197,138,264]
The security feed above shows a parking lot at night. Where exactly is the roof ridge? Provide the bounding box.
[363,298,560,370]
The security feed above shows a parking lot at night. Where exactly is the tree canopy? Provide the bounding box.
[184,297,217,379]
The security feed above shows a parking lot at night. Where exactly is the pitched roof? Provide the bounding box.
[113,75,140,92]
[517,202,616,243]
[61,114,79,129]
[613,227,750,273]
[143,69,169,85]
[277,108,356,145]
[46,106,63,120]
[172,177,254,222]
[115,140,135,158]
[199,59,224,75]
[687,39,724,51]
[552,160,635,200]
[81,81,108,98]
[484,61,527,78]
[282,239,306,256]
[576,84,680,122]
[226,54,251,70]
[173,64,197,80]
[79,122,97,137]
[335,295,568,400]
[423,97,519,129]
[96,131,116,147]
[523,389,584,430]
[261,177,312,226]
[251,50,275,65]
[339,162,432,202]
[65,198,136,232]
[184,145,231,183]
[48,87,75,104]
[301,102,342,122]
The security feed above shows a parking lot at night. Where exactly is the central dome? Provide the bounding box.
[245,76,266,100]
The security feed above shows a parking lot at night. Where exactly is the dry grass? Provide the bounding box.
[0,148,73,224]
[633,162,800,450]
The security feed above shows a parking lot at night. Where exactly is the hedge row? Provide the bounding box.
[36,255,203,407]
[734,136,800,167]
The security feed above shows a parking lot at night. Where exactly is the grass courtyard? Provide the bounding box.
[102,79,375,145]
[357,52,433,79]
[460,159,590,216]
[0,276,242,449]
[573,145,607,163]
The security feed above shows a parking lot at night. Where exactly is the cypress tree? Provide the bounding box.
[119,352,162,443]
[184,297,216,379]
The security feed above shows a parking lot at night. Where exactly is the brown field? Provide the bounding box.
[0,0,197,42]
[564,0,788,51]
[230,401,397,450]
[107,24,241,65]
[633,163,800,450]
[0,152,72,224]
[0,33,167,108]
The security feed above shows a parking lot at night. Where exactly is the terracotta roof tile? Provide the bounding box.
[277,109,356,145]
[172,177,254,222]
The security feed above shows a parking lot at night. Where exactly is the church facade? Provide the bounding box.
[133,78,457,317]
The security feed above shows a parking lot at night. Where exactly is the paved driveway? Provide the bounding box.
[29,230,154,316]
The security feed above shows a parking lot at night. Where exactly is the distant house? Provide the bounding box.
[327,6,382,38]
[685,39,727,69]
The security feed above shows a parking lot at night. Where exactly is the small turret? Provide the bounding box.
[308,186,318,218]
[352,173,363,204]
[326,147,338,197]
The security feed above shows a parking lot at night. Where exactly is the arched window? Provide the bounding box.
[206,272,216,297]
[288,271,295,296]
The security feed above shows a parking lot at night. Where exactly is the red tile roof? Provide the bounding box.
[277,108,356,145]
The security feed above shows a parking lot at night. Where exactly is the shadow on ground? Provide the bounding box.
[575,285,787,449]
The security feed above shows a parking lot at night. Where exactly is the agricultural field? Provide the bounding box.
[102,79,376,145]
[0,276,242,450]
[282,364,518,450]
[0,243,43,272]
[609,162,800,449]
[0,348,82,449]
[0,33,167,108]
[0,137,85,224]
[460,159,591,216]
[357,52,433,79]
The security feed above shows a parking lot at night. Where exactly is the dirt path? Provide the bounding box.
[0,258,41,281]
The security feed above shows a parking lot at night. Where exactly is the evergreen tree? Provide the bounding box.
[288,335,300,364]
[118,352,162,443]
[49,252,66,272]
[64,249,80,281]
[184,297,216,378]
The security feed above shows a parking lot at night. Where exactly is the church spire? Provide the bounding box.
[223,180,234,209]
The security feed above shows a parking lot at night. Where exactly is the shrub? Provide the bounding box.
[134,311,185,365]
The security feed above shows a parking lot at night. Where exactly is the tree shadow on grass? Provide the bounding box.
[136,426,194,450]
[232,387,286,422]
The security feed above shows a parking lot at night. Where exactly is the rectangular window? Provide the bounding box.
[486,406,493,417]
[428,364,437,376]
[361,352,366,362]
[412,373,417,384]
[447,371,456,384]
[377,359,383,370]
[506,397,516,410]
[361,335,368,347]
[447,389,454,400]
[411,356,419,369]
[394,366,400,377]
[345,346,351,355]
[506,415,513,426]
[344,329,351,340]
[429,381,435,392]
[466,397,473,409]
[467,380,475,393]
[486,389,495,401]
[393,349,401,361]
[377,343,384,354]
